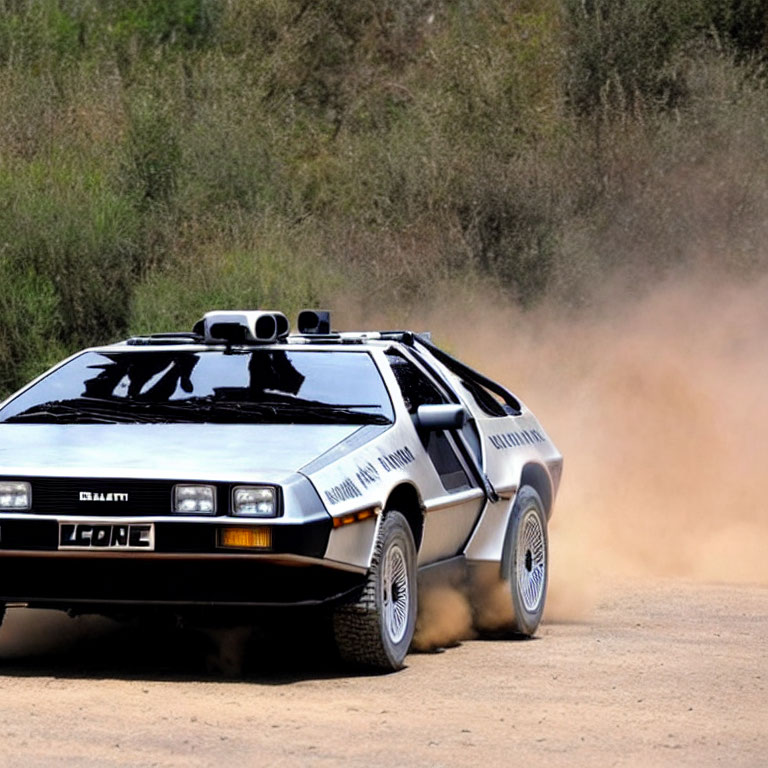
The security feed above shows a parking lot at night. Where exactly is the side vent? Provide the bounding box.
[297,309,331,335]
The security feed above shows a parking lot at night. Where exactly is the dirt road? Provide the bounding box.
[0,578,765,767]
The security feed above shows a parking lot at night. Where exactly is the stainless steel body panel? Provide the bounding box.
[420,490,485,564]
[0,423,360,483]
[324,516,379,570]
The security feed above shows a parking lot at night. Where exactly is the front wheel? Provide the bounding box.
[502,486,548,636]
[332,511,417,671]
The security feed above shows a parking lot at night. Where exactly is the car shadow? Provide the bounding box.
[0,608,387,684]
[0,608,579,683]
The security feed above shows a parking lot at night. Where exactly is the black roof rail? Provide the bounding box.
[401,332,522,415]
[293,333,342,341]
[126,332,203,346]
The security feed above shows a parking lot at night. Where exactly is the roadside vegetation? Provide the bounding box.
[0,0,767,393]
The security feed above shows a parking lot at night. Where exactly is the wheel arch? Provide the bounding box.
[384,482,424,550]
[519,462,554,520]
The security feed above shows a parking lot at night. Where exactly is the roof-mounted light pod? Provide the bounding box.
[297,309,331,335]
[193,311,290,344]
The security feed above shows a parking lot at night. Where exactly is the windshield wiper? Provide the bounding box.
[165,398,391,425]
[4,402,121,424]
[3,398,196,424]
[3,396,392,426]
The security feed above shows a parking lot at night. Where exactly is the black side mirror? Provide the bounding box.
[413,404,467,431]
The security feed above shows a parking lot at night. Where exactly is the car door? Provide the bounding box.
[384,351,486,565]
[448,373,557,562]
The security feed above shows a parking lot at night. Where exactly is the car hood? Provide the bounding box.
[0,424,366,482]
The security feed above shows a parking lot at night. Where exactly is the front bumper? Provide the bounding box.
[0,554,365,608]
[0,516,365,608]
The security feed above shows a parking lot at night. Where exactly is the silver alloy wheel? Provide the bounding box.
[516,507,547,612]
[382,542,410,643]
[333,510,417,670]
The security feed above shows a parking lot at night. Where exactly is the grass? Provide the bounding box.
[0,0,766,394]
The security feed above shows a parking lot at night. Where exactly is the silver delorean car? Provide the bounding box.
[0,310,562,670]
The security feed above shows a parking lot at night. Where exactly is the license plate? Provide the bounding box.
[58,522,155,551]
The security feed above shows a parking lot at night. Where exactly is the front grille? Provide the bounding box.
[22,477,225,516]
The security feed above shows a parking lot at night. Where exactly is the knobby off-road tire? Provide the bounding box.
[503,485,548,636]
[332,511,417,671]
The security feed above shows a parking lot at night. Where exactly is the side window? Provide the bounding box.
[386,351,472,494]
[425,432,472,492]
[459,378,508,417]
[385,352,446,412]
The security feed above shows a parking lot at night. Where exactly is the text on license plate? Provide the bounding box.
[59,522,155,551]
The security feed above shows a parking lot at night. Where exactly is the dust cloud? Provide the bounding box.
[0,609,116,658]
[465,270,768,589]
[411,584,475,651]
[345,265,768,638]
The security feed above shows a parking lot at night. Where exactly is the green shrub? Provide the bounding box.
[562,0,704,118]
[0,266,67,392]
[130,225,340,335]
[124,90,181,208]
[0,0,217,75]
[0,155,140,392]
[0,0,766,395]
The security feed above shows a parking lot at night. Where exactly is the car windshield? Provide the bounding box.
[0,349,394,425]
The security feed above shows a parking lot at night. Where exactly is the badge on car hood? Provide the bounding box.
[79,491,129,502]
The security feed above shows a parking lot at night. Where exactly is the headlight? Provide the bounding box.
[173,484,216,515]
[232,486,277,517]
[0,481,31,510]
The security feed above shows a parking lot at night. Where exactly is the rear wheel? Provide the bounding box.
[332,511,417,671]
[503,486,548,636]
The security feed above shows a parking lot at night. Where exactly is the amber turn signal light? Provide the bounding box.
[218,526,272,549]
[332,507,379,529]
